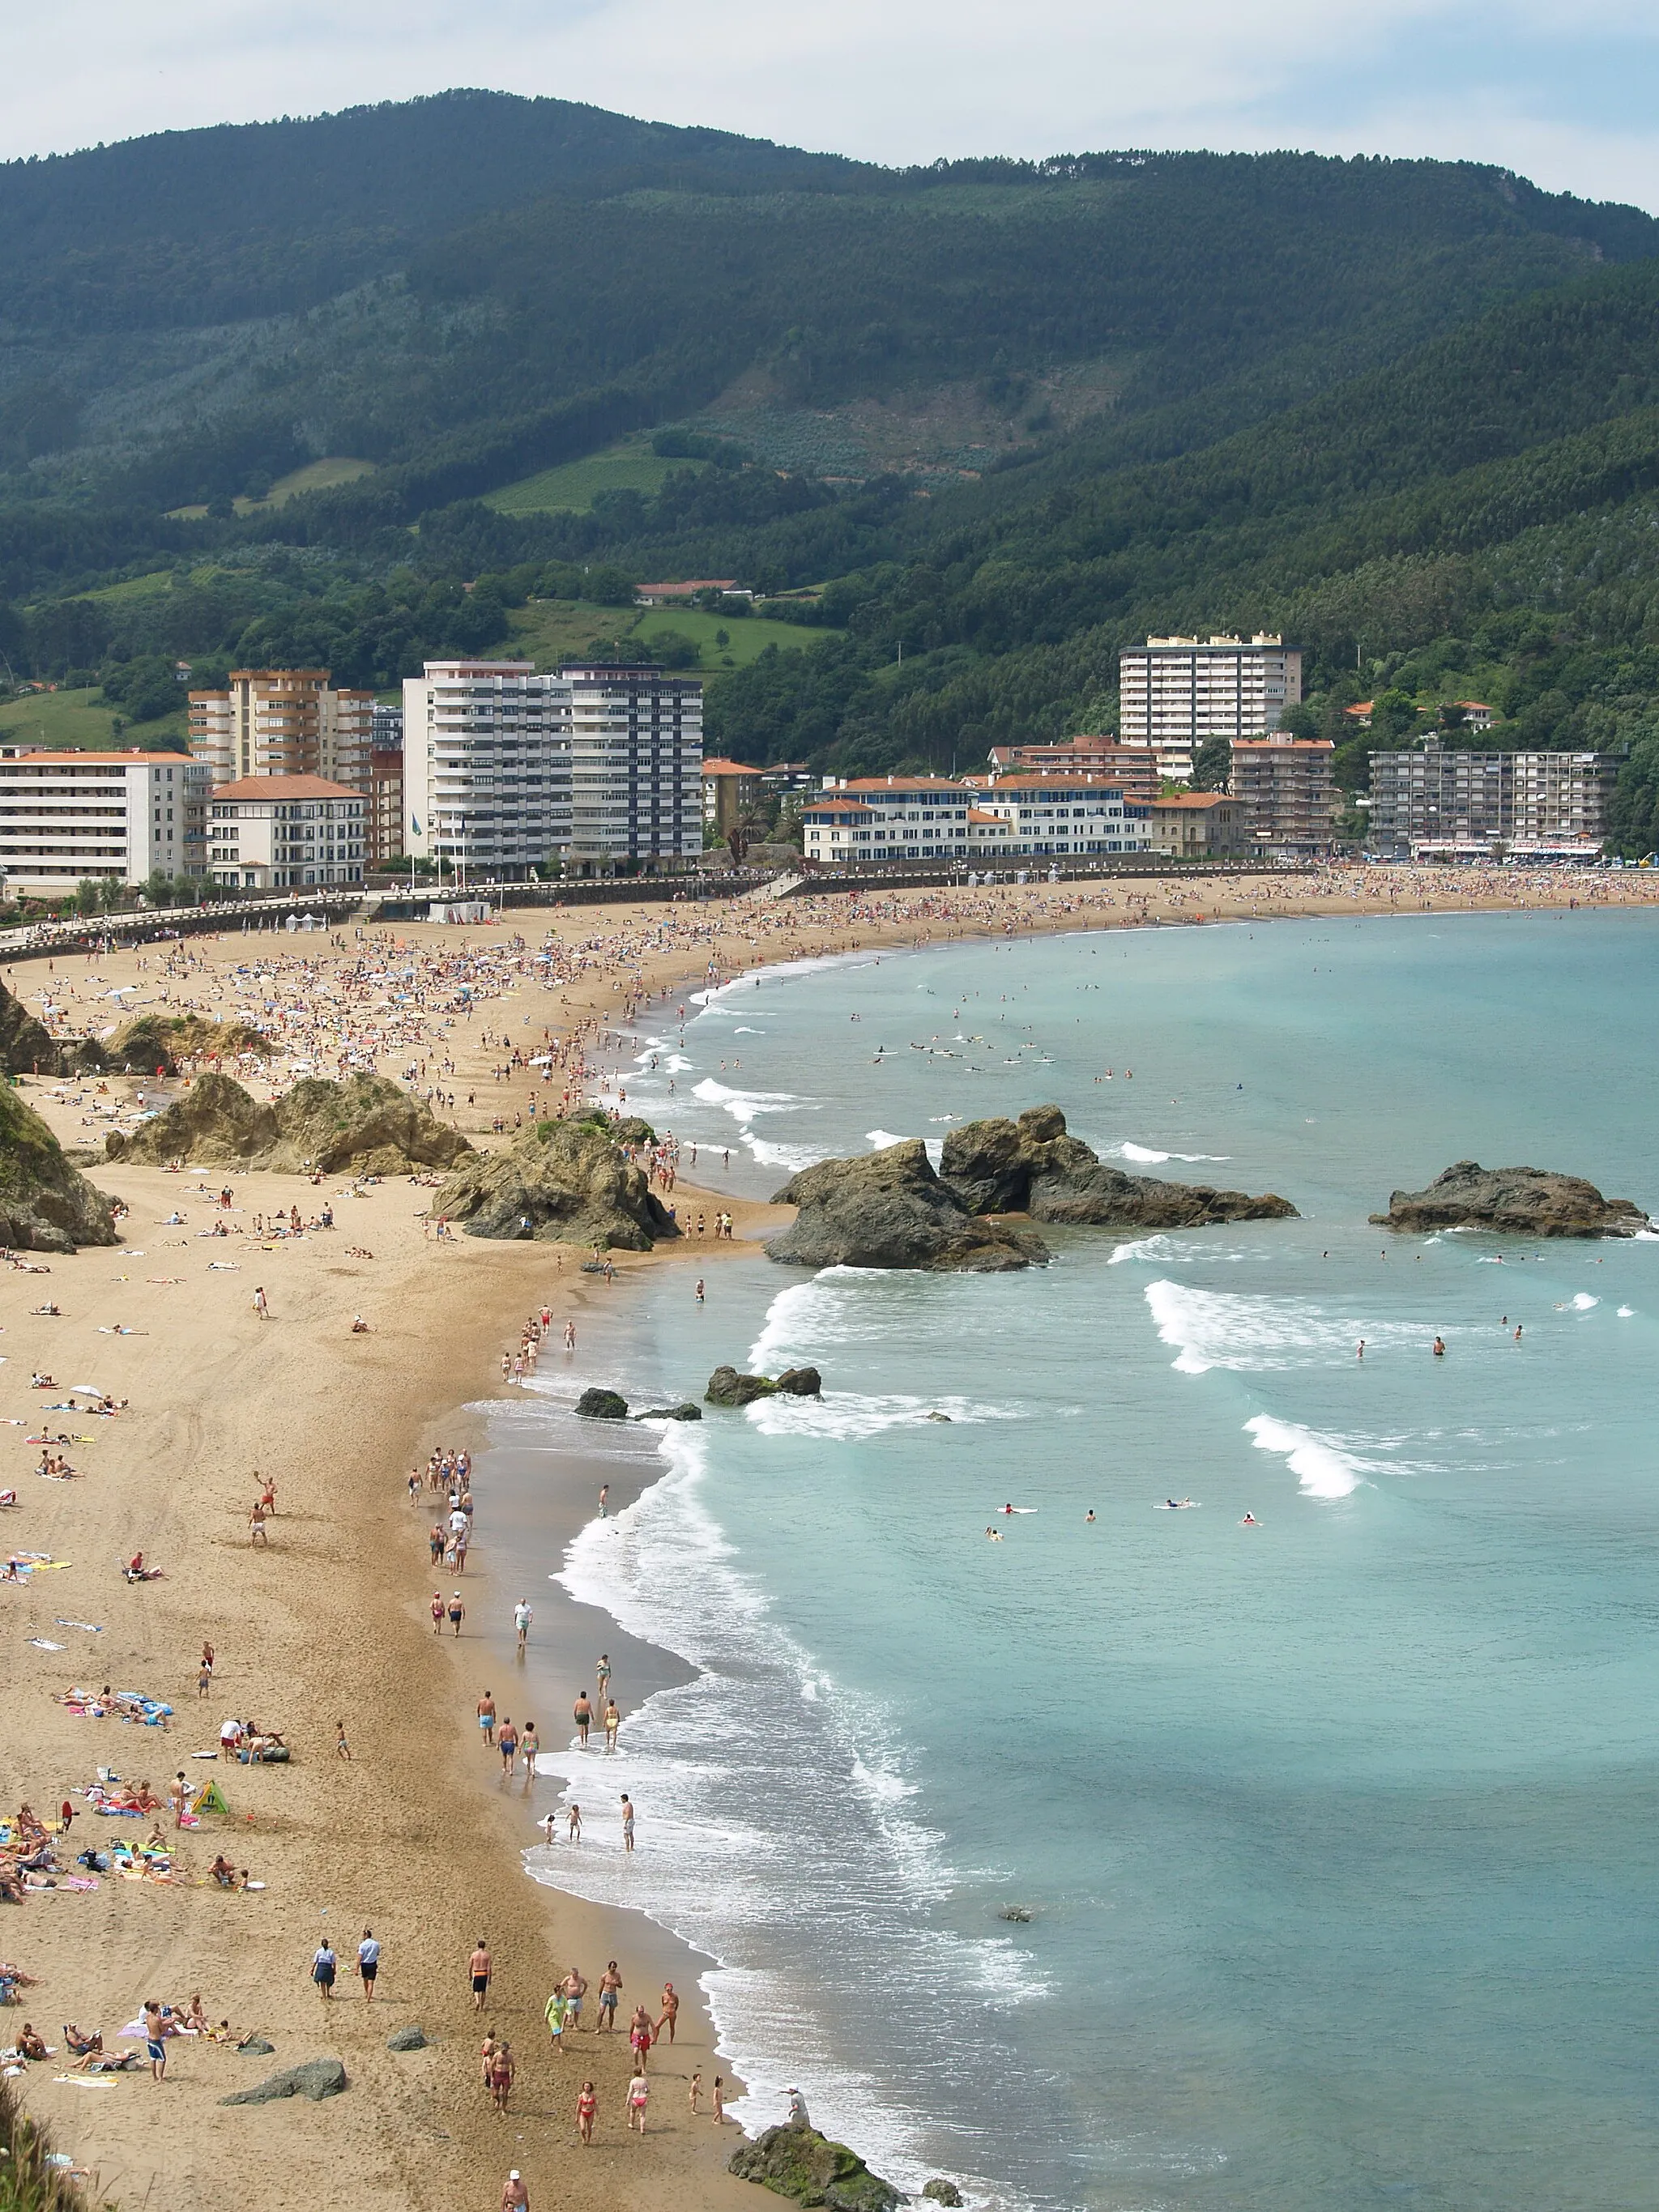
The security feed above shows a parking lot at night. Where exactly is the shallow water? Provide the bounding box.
[526,911,1659,2210]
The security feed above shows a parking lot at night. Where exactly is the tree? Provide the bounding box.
[1190,736,1231,791]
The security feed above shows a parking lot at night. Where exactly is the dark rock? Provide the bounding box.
[106,1012,271,1077]
[706,1366,780,1407]
[998,1905,1034,1923]
[0,1085,120,1252]
[385,2025,428,2052]
[770,1140,1048,1272]
[220,2056,348,2104]
[236,2037,275,2056]
[940,1106,1297,1228]
[633,1402,703,1421]
[924,1411,953,1422]
[0,979,66,1076]
[729,2123,902,2212]
[1371,1161,1649,1238]
[431,1116,678,1249]
[105,1071,471,1176]
[923,2183,965,2206]
[574,1387,629,1420]
[774,1366,822,1396]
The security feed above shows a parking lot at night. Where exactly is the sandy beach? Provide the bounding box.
[4,859,1657,2210]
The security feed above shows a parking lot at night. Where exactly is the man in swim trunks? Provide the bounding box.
[143,1998,168,2079]
[598,1959,622,2030]
[574,1690,593,1745]
[470,1938,493,2011]
[478,1690,497,1745]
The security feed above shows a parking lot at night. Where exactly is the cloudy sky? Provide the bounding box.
[5,0,1657,209]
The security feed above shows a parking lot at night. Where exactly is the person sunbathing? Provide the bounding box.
[0,1860,24,1903]
[15,1805,45,1843]
[15,2023,47,2061]
[63,2024,102,2056]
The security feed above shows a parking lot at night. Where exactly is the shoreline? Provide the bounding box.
[5,878,1659,2212]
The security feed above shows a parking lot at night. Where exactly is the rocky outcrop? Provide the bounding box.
[705,1365,824,1407]
[431,1116,678,1249]
[385,2025,428,2052]
[634,1402,702,1422]
[1371,1161,1650,1238]
[574,1387,629,1420]
[941,1106,1297,1228]
[729,2124,901,2212]
[104,1072,471,1176]
[0,1085,120,1252]
[923,2184,964,2207]
[0,979,66,1076]
[106,1012,271,1076]
[220,2056,348,2105]
[770,1140,1048,1272]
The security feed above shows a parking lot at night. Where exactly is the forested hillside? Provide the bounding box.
[5,93,1659,846]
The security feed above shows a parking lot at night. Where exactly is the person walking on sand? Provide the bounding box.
[357,1928,380,2001]
[519,1721,539,1788]
[335,1719,352,1761]
[514,1599,532,1651]
[478,1690,497,1746]
[621,1793,636,1852]
[712,2074,728,2123]
[168,1771,187,1826]
[598,1959,622,2031]
[448,1591,466,1636]
[469,1938,493,2012]
[656,1982,679,2044]
[567,1802,582,1842]
[313,1939,337,2003]
[498,1718,518,1777]
[562,1966,587,2031]
[489,2039,514,2115]
[574,1690,593,1745]
[564,1319,576,1352]
[501,2172,530,2211]
[431,1591,445,1634]
[627,2067,650,2133]
[603,1698,621,1751]
[253,1285,268,1321]
[596,1652,612,1703]
[577,2078,597,2146]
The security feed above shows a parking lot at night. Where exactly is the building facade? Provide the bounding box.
[800,778,973,867]
[403,661,702,880]
[1147,791,1254,858]
[1229,735,1337,855]
[799,773,1149,867]
[206,776,367,889]
[0,751,210,893]
[368,749,405,866]
[1120,635,1303,782]
[702,758,765,837]
[1367,745,1614,859]
[986,737,1162,808]
[188,670,375,789]
[969,773,1151,859]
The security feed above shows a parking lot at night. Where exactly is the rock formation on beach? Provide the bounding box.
[431,1115,678,1248]
[0,1082,121,1251]
[0,978,69,1076]
[728,2121,902,2212]
[705,1364,823,1406]
[104,1071,471,1176]
[1371,1161,1651,1238]
[574,1387,629,1420]
[941,1106,1297,1227]
[104,1012,271,1076]
[768,1140,1050,1272]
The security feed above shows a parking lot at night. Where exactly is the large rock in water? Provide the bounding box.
[940,1106,1297,1227]
[430,1116,678,1250]
[769,1139,1047,1271]
[104,1072,471,1175]
[729,2123,902,2212]
[0,1084,120,1251]
[1371,1161,1650,1238]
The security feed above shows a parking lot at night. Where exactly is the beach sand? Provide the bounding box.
[3,863,1657,2210]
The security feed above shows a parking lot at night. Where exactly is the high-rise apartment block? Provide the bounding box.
[402,660,702,880]
[1367,745,1614,859]
[0,750,211,892]
[1119,635,1303,782]
[188,671,374,790]
[1229,734,1336,854]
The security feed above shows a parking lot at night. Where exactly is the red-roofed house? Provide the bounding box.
[702,757,765,836]
[207,774,367,889]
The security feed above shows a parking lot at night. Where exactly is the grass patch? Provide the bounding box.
[503,600,837,684]
[484,437,706,517]
[167,457,375,521]
[0,686,186,752]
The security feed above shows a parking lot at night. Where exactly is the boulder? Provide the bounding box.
[729,2123,902,2212]
[574,1387,629,1420]
[236,2037,275,2056]
[430,1117,679,1250]
[1370,1161,1650,1238]
[633,1402,703,1422]
[769,1140,1048,1272]
[923,2184,964,2207]
[706,1366,781,1408]
[385,2025,428,2052]
[104,1071,471,1176]
[220,2056,348,2105]
[0,1085,120,1252]
[941,1106,1297,1228]
[0,978,66,1076]
[107,1012,271,1076]
[775,1366,822,1397]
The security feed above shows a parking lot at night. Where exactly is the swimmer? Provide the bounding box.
[1241,1513,1258,1526]
[984,1526,1002,1541]
[1432,1336,1445,1357]
[1084,1508,1095,1524]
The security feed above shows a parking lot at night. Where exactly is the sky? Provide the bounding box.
[3,0,1658,211]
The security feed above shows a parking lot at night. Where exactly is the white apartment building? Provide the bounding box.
[0,750,211,893]
[403,661,702,880]
[799,778,972,866]
[563,663,703,873]
[968,772,1150,859]
[189,669,375,790]
[1367,744,1614,860]
[206,776,367,889]
[1119,634,1303,782]
[403,661,574,881]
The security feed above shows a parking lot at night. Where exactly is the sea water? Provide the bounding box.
[526,911,1659,2211]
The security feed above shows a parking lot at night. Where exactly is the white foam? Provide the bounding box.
[865,1129,908,1149]
[1572,1293,1599,1311]
[694,1076,812,1121]
[1244,1413,1367,1499]
[1145,1280,1424,1373]
[1618,1306,1636,1318]
[1111,1140,1232,1165]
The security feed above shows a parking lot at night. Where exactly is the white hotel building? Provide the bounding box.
[799,772,1149,867]
[1118,634,1303,782]
[0,749,211,893]
[403,661,702,878]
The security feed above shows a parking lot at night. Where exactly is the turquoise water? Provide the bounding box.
[528,912,1659,2211]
